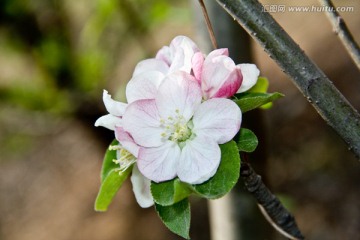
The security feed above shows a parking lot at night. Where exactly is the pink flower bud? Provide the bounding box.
[199,48,243,99]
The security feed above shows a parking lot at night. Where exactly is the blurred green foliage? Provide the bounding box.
[0,0,189,114]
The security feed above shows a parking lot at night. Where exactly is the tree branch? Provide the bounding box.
[216,0,360,159]
[240,162,305,240]
[319,0,360,70]
[197,0,218,49]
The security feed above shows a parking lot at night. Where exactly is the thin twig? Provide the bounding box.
[197,0,218,49]
[319,0,360,70]
[216,0,360,160]
[240,162,305,240]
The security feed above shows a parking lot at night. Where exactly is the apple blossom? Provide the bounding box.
[192,48,260,99]
[126,36,200,101]
[94,90,126,130]
[122,71,241,184]
[95,89,155,208]
[155,35,199,74]
[95,37,200,207]
[96,36,200,131]
[110,127,153,208]
[95,71,165,130]
[132,35,199,77]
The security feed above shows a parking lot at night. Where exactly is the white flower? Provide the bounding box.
[93,89,155,208]
[122,71,241,184]
[132,35,199,77]
[112,127,153,208]
[95,36,200,130]
[94,90,126,130]
[94,70,165,130]
[96,99,154,208]
[126,36,200,102]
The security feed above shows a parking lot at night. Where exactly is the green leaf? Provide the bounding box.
[233,92,284,112]
[248,77,274,109]
[190,141,240,199]
[101,139,118,182]
[94,166,132,212]
[249,77,269,93]
[155,198,191,239]
[151,178,192,206]
[237,128,258,152]
[259,101,273,109]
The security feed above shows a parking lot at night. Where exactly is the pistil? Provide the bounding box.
[160,109,192,143]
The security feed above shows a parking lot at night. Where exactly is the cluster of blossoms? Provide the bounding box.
[95,36,259,208]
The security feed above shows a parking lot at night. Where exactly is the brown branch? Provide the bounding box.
[319,0,360,70]
[197,0,218,49]
[240,162,305,240]
[216,0,360,160]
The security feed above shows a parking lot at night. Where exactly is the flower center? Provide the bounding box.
[109,145,136,173]
[160,109,192,143]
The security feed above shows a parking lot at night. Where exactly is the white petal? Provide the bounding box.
[156,72,202,121]
[94,114,122,130]
[177,136,221,184]
[131,164,154,208]
[192,98,241,144]
[237,64,260,93]
[103,90,127,117]
[191,52,204,83]
[122,99,163,147]
[137,141,180,182]
[170,36,198,50]
[168,48,187,73]
[126,71,165,103]
[207,48,229,58]
[168,36,199,74]
[115,127,140,157]
[132,59,169,77]
[156,46,171,65]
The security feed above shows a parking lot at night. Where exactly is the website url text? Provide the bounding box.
[263,5,354,13]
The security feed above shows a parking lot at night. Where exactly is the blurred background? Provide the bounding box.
[0,0,359,239]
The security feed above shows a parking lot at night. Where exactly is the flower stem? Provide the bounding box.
[197,0,218,49]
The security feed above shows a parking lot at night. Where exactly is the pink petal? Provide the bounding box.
[177,136,221,184]
[201,55,241,99]
[132,59,169,77]
[236,64,260,93]
[137,141,180,182]
[131,164,154,208]
[126,71,165,103]
[191,52,204,83]
[103,90,127,117]
[115,127,140,157]
[122,99,163,148]
[211,68,242,98]
[156,72,202,121]
[94,114,122,130]
[192,98,241,144]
